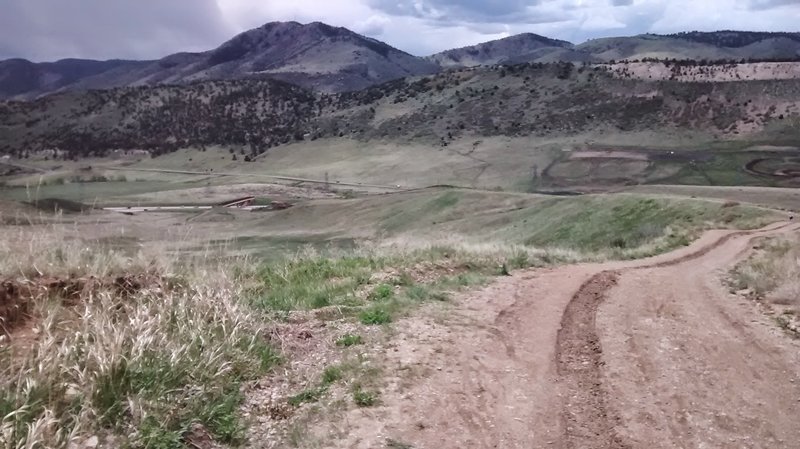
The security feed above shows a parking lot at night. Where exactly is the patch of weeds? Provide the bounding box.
[321,366,344,385]
[353,387,379,407]
[506,250,530,269]
[610,237,628,249]
[92,360,133,427]
[192,388,246,444]
[359,305,392,325]
[137,416,184,449]
[370,283,395,301]
[392,272,415,286]
[251,340,283,371]
[429,291,450,301]
[0,384,56,444]
[438,272,486,289]
[288,387,326,407]
[405,284,431,301]
[336,333,363,347]
[521,196,771,257]
[250,256,385,311]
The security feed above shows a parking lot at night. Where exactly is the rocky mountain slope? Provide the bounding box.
[0,22,438,99]
[2,61,799,161]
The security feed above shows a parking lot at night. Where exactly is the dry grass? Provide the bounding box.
[730,234,800,338]
[0,223,570,448]
[731,235,800,305]
[0,228,278,449]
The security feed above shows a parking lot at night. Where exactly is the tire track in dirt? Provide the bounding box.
[555,222,794,449]
[556,270,629,449]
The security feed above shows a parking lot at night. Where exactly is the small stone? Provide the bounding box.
[84,436,99,448]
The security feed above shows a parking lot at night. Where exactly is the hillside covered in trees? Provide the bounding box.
[2,61,800,162]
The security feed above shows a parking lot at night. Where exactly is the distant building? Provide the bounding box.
[220,196,256,208]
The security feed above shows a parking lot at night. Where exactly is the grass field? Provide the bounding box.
[2,132,797,206]
[0,184,789,448]
[0,180,196,204]
[627,185,800,212]
[3,187,781,261]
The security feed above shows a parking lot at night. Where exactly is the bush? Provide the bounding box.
[369,284,394,301]
[335,334,363,347]
[359,305,392,325]
[353,388,378,407]
[288,388,325,407]
[321,366,343,385]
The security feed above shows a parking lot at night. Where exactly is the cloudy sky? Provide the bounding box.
[1,0,799,61]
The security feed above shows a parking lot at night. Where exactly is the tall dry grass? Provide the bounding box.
[0,226,277,449]
[731,235,800,305]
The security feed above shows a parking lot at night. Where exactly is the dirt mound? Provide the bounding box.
[0,273,163,338]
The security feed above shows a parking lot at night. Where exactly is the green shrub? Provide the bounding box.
[369,284,394,301]
[353,388,378,407]
[359,305,392,325]
[335,334,363,347]
[288,388,325,407]
[321,366,343,385]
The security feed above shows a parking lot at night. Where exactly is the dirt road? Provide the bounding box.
[327,222,800,449]
[104,167,403,190]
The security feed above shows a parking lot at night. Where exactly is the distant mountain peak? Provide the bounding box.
[427,32,575,68]
[665,30,800,48]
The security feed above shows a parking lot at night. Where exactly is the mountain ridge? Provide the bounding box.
[0,21,439,99]
[2,24,800,99]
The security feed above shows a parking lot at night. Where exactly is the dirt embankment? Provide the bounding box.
[0,273,163,339]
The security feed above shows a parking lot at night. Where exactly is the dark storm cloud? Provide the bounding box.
[0,0,231,61]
